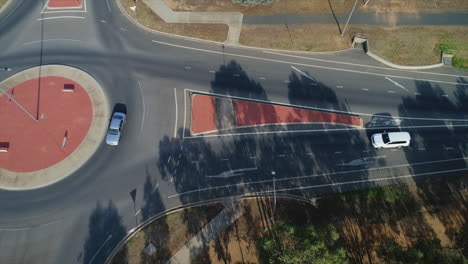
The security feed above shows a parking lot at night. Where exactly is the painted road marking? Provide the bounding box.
[173,88,178,138]
[336,85,343,88]
[168,162,468,199]
[263,50,468,79]
[234,74,240,77]
[37,16,85,20]
[100,20,106,23]
[418,147,426,150]
[259,77,267,80]
[385,77,409,91]
[138,81,146,136]
[291,66,316,82]
[151,40,468,87]
[23,39,82,46]
[185,66,191,70]
[414,92,421,95]
[209,70,215,73]
[442,94,449,97]
[388,91,395,93]
[362,88,369,91]
[284,80,290,83]
[106,0,111,12]
[120,27,126,31]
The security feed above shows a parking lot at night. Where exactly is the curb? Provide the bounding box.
[104,193,314,264]
[367,51,444,70]
[116,0,354,56]
[0,65,109,190]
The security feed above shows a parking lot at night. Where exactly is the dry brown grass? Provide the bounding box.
[361,25,468,66]
[120,0,228,42]
[111,204,224,264]
[240,24,352,52]
[362,0,468,13]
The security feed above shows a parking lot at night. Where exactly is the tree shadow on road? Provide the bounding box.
[82,201,127,264]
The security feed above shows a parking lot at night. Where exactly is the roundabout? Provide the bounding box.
[0,65,109,190]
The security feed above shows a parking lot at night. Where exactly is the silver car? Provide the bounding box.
[106,112,126,146]
[371,131,410,149]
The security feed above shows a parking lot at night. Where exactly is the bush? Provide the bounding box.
[452,56,468,70]
[232,0,274,6]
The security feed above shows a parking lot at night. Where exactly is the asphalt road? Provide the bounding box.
[0,0,468,263]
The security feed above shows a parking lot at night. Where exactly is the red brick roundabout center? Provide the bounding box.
[0,65,109,190]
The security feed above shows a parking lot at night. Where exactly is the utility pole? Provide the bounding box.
[0,86,39,123]
[341,0,359,37]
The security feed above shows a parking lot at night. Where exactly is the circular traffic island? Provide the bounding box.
[0,65,109,190]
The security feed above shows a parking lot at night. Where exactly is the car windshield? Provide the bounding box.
[109,128,119,135]
[382,133,390,144]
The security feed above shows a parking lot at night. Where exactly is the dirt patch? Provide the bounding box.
[240,24,352,51]
[120,0,228,42]
[360,25,468,66]
[110,203,224,264]
[362,0,468,13]
[195,177,467,264]
[163,0,468,14]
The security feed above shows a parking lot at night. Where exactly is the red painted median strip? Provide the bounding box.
[48,0,82,8]
[191,94,217,134]
[234,100,362,127]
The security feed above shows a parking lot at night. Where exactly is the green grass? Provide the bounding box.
[453,56,468,70]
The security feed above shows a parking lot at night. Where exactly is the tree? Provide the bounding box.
[256,221,348,264]
[231,0,274,6]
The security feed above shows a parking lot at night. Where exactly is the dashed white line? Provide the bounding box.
[336,85,343,88]
[120,27,126,31]
[233,74,240,77]
[388,91,395,93]
[442,94,449,97]
[284,80,290,83]
[334,151,342,154]
[167,156,171,164]
[185,66,191,70]
[170,177,174,182]
[100,20,107,23]
[414,92,421,96]
[418,147,426,150]
[259,77,267,80]
[209,70,215,73]
[277,154,286,157]
[153,183,159,191]
[134,209,141,216]
[362,88,369,91]
[446,147,455,150]
[152,40,468,87]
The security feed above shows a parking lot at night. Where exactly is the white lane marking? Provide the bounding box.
[263,50,468,79]
[284,80,290,83]
[385,77,409,91]
[184,88,468,122]
[87,235,112,264]
[168,160,468,199]
[336,85,343,88]
[0,227,31,231]
[442,94,449,97]
[37,16,85,21]
[167,156,171,164]
[291,66,316,82]
[220,158,229,161]
[100,20,107,23]
[154,183,159,191]
[418,147,426,150]
[334,151,342,154]
[277,154,286,157]
[173,88,178,138]
[134,209,141,216]
[362,88,369,91]
[120,27,126,31]
[170,177,174,182]
[414,92,421,95]
[152,40,468,87]
[209,70,215,73]
[250,156,256,159]
[233,74,240,77]
[106,0,112,12]
[22,39,82,46]
[259,77,267,80]
[137,81,146,136]
[306,153,314,155]
[183,90,187,137]
[388,91,395,93]
[446,147,455,150]
[185,66,191,70]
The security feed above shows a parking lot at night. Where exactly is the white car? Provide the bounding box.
[106,112,126,146]
[371,132,410,149]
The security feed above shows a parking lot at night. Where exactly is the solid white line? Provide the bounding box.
[41,0,50,12]
[0,0,25,26]
[291,66,316,82]
[265,50,468,79]
[106,0,111,12]
[168,157,468,198]
[0,227,31,231]
[183,90,187,138]
[137,81,146,136]
[22,38,82,46]
[173,88,178,138]
[37,16,85,21]
[184,88,468,122]
[153,40,468,87]
[385,77,410,91]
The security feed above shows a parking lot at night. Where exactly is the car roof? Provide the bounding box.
[110,113,125,129]
[388,132,410,142]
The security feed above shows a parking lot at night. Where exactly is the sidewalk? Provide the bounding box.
[142,0,243,44]
[165,199,243,264]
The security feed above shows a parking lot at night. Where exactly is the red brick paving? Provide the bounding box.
[191,94,217,134]
[235,100,362,127]
[0,76,92,172]
[48,0,82,8]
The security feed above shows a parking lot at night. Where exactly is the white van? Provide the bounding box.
[371,132,410,149]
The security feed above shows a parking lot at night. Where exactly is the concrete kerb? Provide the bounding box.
[0,65,109,190]
[104,193,314,264]
[116,0,354,56]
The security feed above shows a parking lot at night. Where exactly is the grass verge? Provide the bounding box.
[120,0,228,42]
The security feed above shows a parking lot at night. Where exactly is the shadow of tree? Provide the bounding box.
[83,201,127,264]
